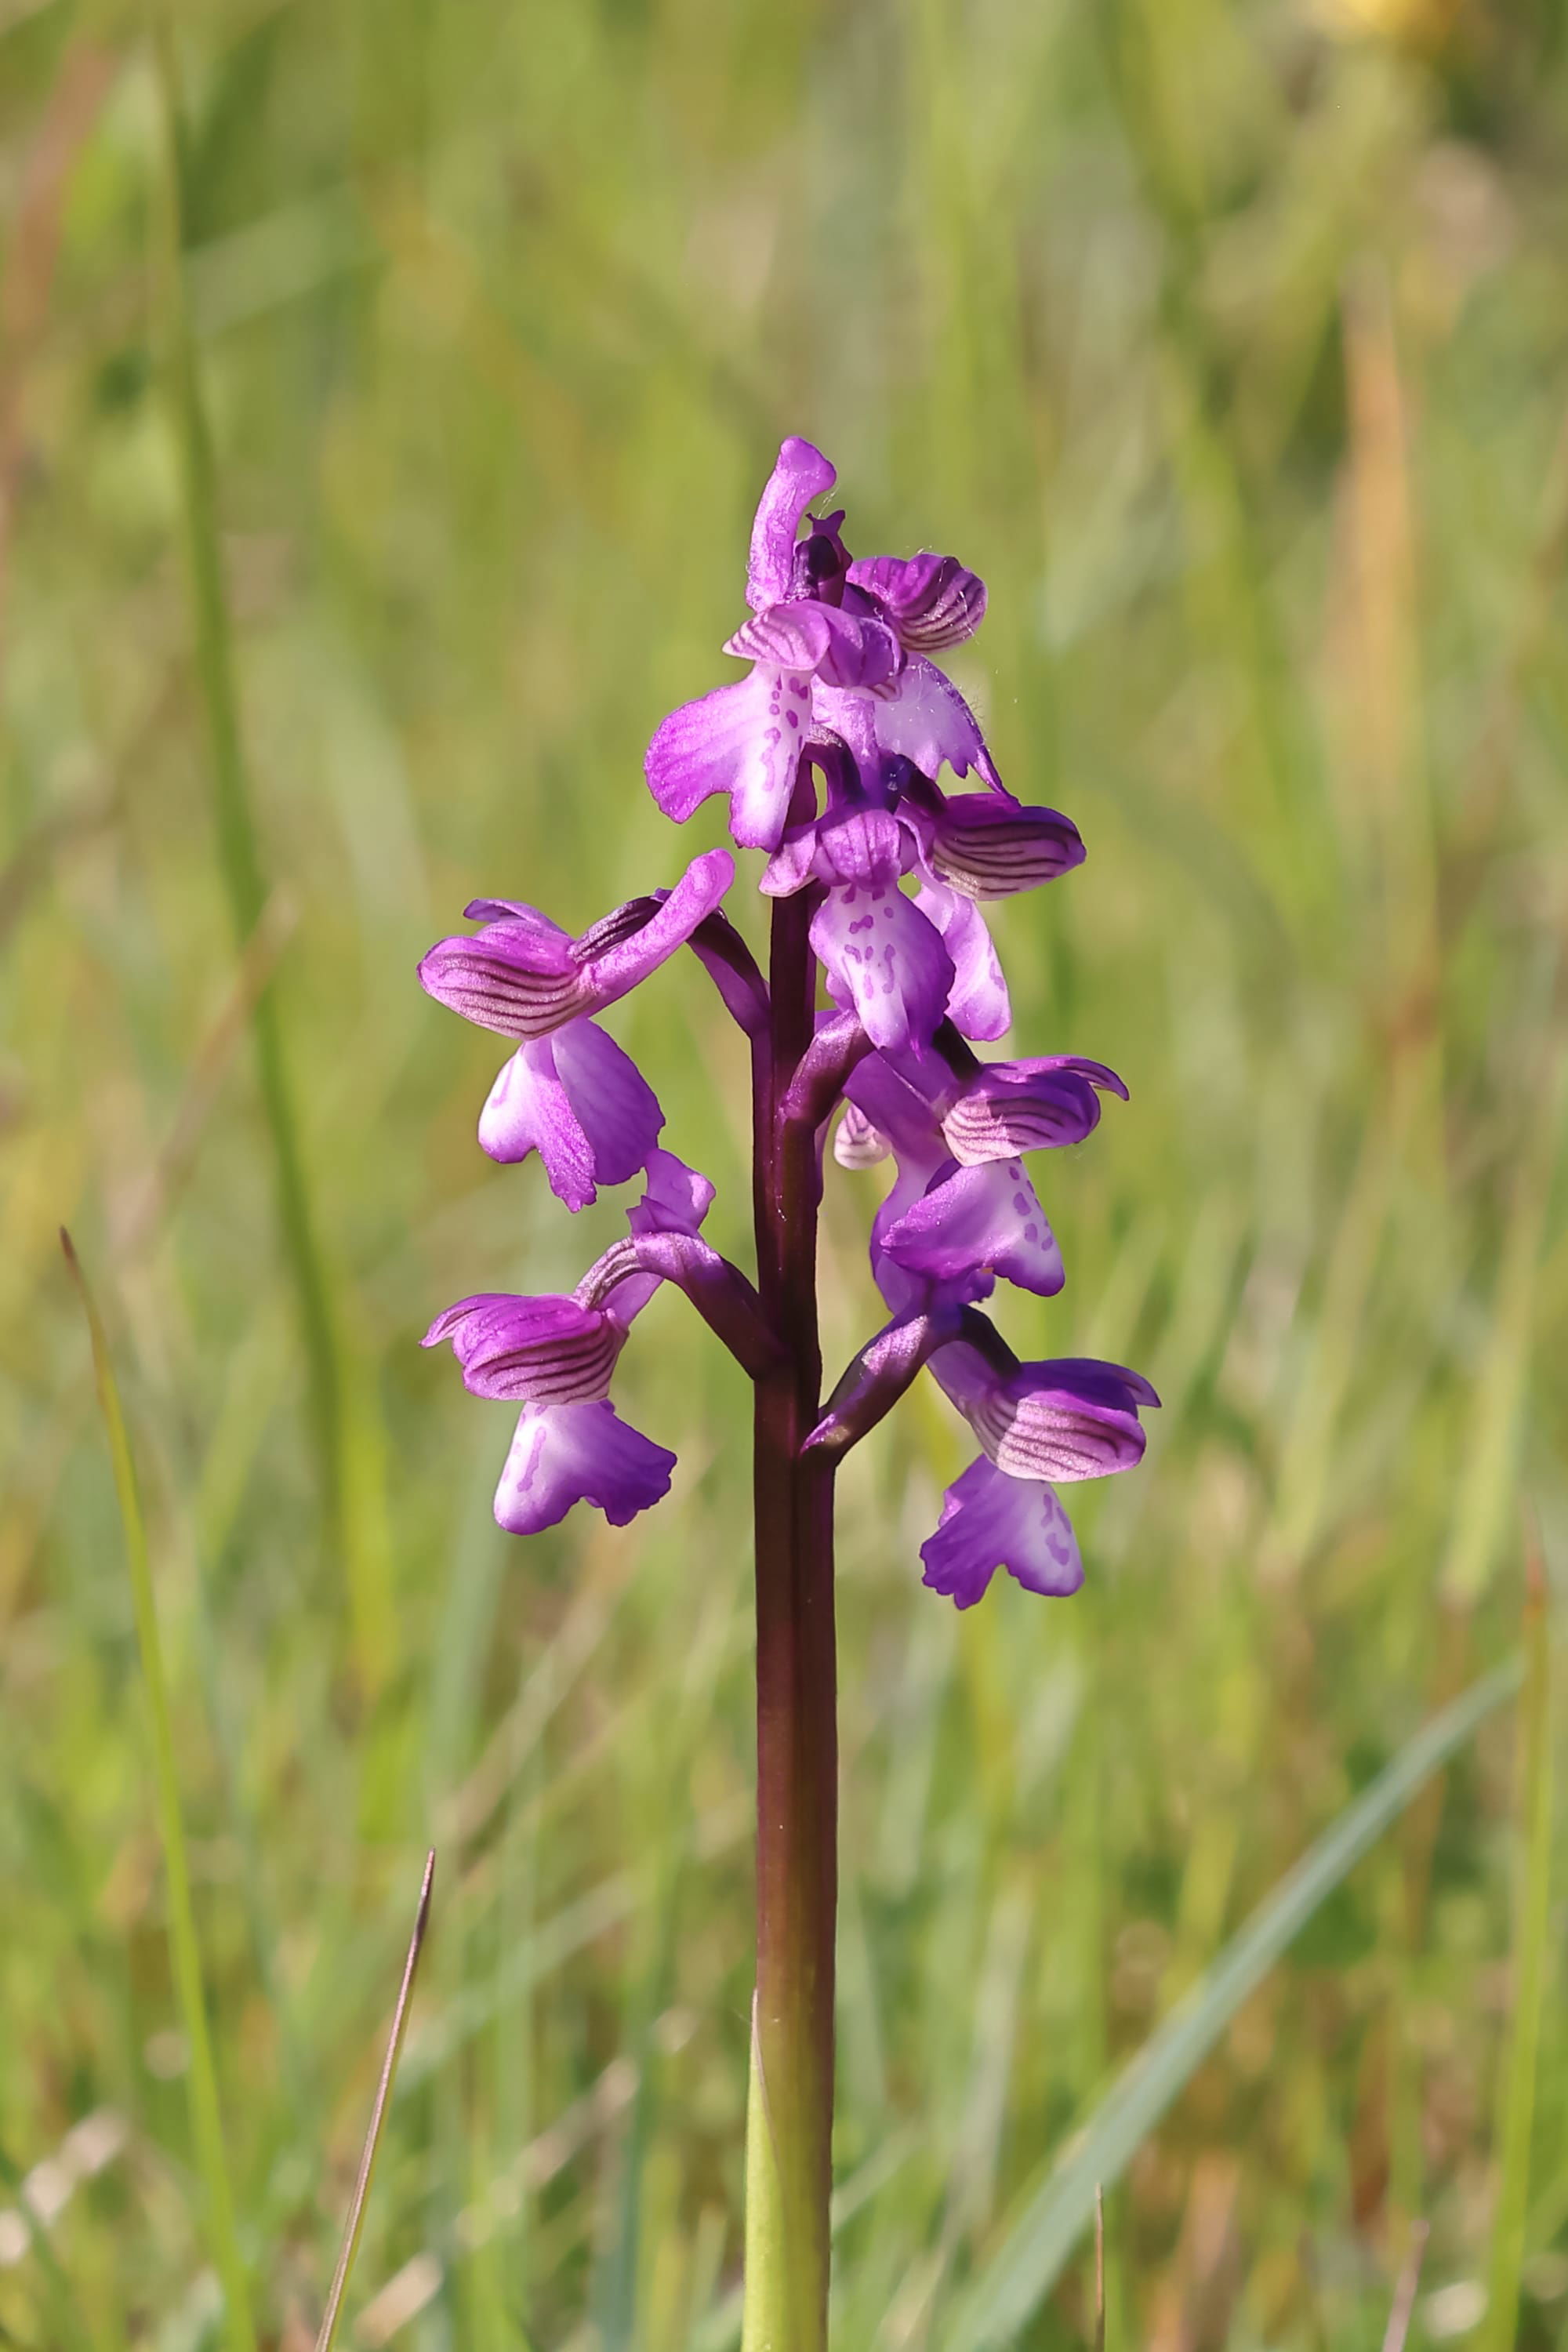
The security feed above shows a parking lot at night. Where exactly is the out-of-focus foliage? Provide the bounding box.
[0,0,1564,2344]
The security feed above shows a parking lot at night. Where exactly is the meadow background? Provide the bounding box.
[2,0,1566,2345]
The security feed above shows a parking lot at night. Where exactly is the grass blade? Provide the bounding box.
[1383,2220,1428,2352]
[148,17,350,1584]
[61,1231,256,2352]
[946,1660,1523,2352]
[314,1849,437,2352]
[1483,1530,1553,2352]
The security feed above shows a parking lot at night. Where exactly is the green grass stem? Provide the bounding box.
[61,1230,256,2352]
[148,19,349,1585]
[1483,1535,1553,2352]
[313,1849,436,2352]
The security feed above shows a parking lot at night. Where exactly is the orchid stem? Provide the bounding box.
[742,872,837,2352]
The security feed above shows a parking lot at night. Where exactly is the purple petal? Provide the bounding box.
[724,601,835,671]
[942,1057,1126,1164]
[494,1400,677,1534]
[1015,1356,1161,1414]
[920,1456,1083,1608]
[811,881,955,1054]
[880,1158,1064,1298]
[552,1019,665,1185]
[630,1148,715,1236]
[759,819,821,898]
[577,850,734,1007]
[459,902,575,958]
[477,1040,584,1197]
[746,437,837,612]
[812,805,906,888]
[843,1050,952,1164]
[645,670,812,851]
[836,655,1000,788]
[847,553,989,652]
[423,1292,622,1404]
[964,1357,1156,1482]
[726,603,902,694]
[811,611,902,693]
[418,925,587,1040]
[833,1102,891,1169]
[927,793,1084,900]
[477,1027,662,1207]
[915,881,1011,1040]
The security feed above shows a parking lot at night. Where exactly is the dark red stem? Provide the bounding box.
[749,867,837,2334]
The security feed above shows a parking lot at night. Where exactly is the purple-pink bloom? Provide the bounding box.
[426,429,1155,1632]
[840,1050,1097,1309]
[422,1151,713,1536]
[917,1351,1158,1610]
[418,851,732,1207]
[645,437,1001,853]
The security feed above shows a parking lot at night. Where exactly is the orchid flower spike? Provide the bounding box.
[421,432,1154,1615]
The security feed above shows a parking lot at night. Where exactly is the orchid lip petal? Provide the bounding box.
[920,1456,1083,1608]
[880,1158,1065,1298]
[493,1400,676,1535]
[811,881,954,1054]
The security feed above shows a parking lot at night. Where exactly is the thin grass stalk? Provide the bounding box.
[313,1851,436,2352]
[62,1231,256,2352]
[1382,2221,1428,2352]
[1482,1535,1552,2352]
[148,20,347,1564]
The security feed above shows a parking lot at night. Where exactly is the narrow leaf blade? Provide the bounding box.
[947,1661,1522,2351]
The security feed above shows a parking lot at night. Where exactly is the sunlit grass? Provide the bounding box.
[1,1,1564,2346]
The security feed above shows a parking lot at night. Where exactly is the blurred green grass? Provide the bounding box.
[1,0,1565,2345]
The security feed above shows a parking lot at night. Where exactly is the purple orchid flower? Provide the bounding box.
[418,850,733,1208]
[918,1346,1158,1609]
[645,437,1000,853]
[422,1151,733,1534]
[837,1044,1127,1309]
